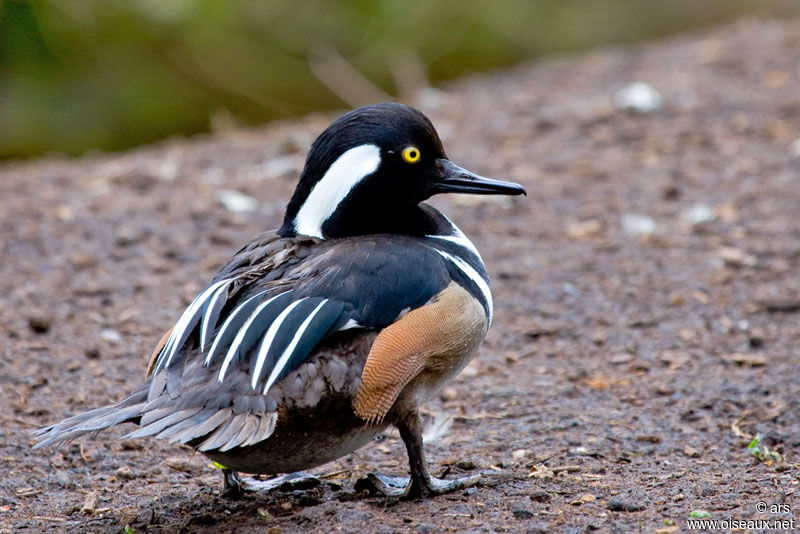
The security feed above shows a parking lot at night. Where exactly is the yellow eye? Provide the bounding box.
[402,146,421,164]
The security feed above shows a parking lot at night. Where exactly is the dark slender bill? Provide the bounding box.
[432,159,527,196]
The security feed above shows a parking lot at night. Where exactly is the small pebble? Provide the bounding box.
[101,329,122,343]
[749,332,765,349]
[70,253,97,269]
[614,82,662,113]
[114,225,140,246]
[607,499,645,512]
[717,246,757,267]
[219,190,258,213]
[722,353,767,367]
[115,466,135,479]
[621,213,656,236]
[81,490,99,513]
[258,156,302,180]
[530,490,552,502]
[28,314,52,334]
[512,449,530,462]
[683,445,701,458]
[608,353,633,364]
[52,471,73,488]
[790,137,800,158]
[681,203,715,229]
[512,509,535,520]
[567,218,603,239]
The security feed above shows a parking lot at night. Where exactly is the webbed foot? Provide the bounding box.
[221,469,320,498]
[358,472,480,498]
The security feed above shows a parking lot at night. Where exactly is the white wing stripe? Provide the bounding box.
[157,278,231,373]
[435,249,494,325]
[204,290,269,366]
[249,298,307,389]
[217,292,287,382]
[200,279,235,352]
[262,299,328,395]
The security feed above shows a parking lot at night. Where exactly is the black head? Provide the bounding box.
[279,102,525,239]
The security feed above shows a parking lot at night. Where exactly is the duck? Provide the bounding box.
[34,102,526,499]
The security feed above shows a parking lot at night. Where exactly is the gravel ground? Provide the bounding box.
[2,16,799,533]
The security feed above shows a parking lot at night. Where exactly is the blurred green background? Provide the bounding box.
[1,0,798,160]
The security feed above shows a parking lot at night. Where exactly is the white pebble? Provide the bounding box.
[218,190,258,213]
[614,82,662,113]
[512,449,530,462]
[682,203,715,227]
[101,329,122,343]
[621,213,657,236]
[790,137,800,158]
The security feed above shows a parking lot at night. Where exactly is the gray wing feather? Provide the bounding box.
[140,407,174,427]
[123,407,202,439]
[241,413,278,447]
[161,408,220,443]
[221,415,260,451]
[197,413,248,452]
[216,415,258,452]
[171,407,232,446]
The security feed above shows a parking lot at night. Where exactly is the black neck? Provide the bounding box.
[279,202,447,239]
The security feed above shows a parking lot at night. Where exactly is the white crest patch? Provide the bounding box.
[294,144,382,239]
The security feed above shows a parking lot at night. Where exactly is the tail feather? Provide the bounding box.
[33,359,282,452]
[33,388,148,449]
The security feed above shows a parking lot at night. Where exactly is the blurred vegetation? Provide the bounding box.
[1,0,797,159]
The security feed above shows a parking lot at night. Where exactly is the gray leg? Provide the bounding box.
[364,412,480,498]
[222,468,245,498]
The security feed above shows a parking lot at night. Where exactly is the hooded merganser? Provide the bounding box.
[35,102,526,498]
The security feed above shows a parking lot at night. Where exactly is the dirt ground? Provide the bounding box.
[2,17,800,533]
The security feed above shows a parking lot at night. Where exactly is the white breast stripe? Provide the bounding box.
[294,144,381,239]
[262,299,329,395]
[435,249,494,325]
[217,292,287,382]
[249,299,307,389]
[428,234,482,261]
[426,216,482,261]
